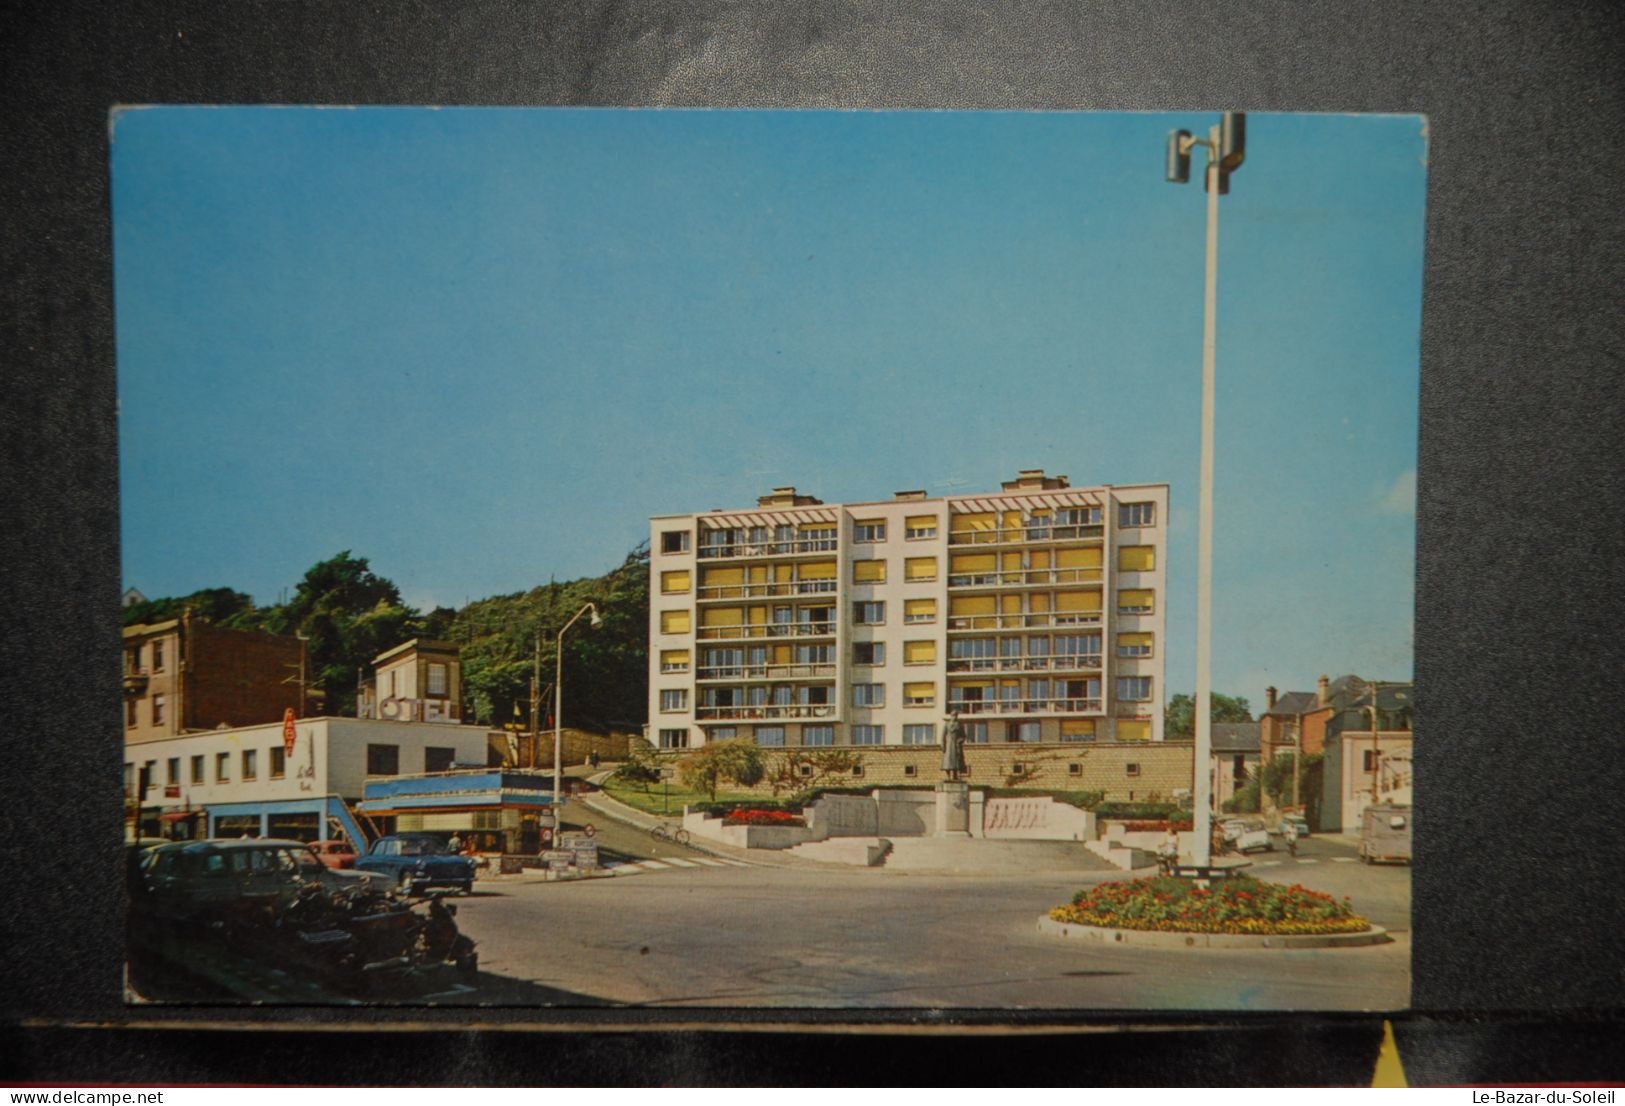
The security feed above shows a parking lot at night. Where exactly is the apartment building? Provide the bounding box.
[647,470,1168,752]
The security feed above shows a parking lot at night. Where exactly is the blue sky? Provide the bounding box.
[112,108,1426,704]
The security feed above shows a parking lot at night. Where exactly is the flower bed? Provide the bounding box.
[1119,819,1194,833]
[1049,876,1371,936]
[722,808,806,827]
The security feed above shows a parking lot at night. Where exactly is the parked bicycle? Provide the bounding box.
[649,822,690,845]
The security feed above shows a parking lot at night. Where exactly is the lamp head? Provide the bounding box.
[1165,129,1192,184]
[589,608,603,628]
[1219,112,1246,171]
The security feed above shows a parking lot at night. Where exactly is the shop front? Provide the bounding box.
[358,770,556,855]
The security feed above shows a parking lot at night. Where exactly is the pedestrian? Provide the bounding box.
[1284,820,1299,857]
[448,831,463,854]
[1157,827,1179,877]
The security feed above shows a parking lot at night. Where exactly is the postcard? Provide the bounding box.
[113,107,1424,1010]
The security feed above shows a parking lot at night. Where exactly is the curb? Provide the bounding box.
[1036,914,1391,949]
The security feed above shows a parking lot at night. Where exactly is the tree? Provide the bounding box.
[678,738,765,801]
[764,749,863,796]
[1164,692,1253,740]
[277,552,421,716]
[612,742,663,792]
[122,587,256,628]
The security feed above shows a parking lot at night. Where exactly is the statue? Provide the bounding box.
[940,711,967,781]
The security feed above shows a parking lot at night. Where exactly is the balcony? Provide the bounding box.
[945,697,1104,716]
[696,662,837,681]
[123,671,149,697]
[946,612,1101,632]
[947,523,1103,546]
[695,703,838,721]
[697,537,838,560]
[945,653,1103,674]
[946,567,1102,589]
[696,621,837,642]
[696,579,838,601]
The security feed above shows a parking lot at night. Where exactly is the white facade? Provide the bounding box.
[647,473,1168,750]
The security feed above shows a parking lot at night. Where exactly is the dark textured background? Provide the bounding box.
[2,0,1622,1086]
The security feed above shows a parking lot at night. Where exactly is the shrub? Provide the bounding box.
[1049,876,1371,936]
[723,809,805,827]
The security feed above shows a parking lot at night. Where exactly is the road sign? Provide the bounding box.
[282,708,297,756]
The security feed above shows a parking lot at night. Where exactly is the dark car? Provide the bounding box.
[355,833,476,895]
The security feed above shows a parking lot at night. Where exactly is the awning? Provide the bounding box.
[159,811,198,822]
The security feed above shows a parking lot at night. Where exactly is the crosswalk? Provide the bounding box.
[603,855,754,876]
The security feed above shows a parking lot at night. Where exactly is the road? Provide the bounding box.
[453,833,1410,1011]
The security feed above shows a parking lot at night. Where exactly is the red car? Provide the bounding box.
[308,839,358,870]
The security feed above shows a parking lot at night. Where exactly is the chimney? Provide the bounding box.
[893,489,927,501]
[1265,686,1278,710]
[757,486,823,508]
[999,469,1071,492]
[1317,675,1330,705]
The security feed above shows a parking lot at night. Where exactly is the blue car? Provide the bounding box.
[355,834,476,895]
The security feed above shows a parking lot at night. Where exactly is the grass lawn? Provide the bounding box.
[600,776,763,815]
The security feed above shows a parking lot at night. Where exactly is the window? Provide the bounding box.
[851,765,865,778]
[658,728,689,749]
[242,749,257,781]
[904,556,937,581]
[190,755,204,784]
[1126,762,1142,778]
[427,663,449,696]
[425,747,456,773]
[851,724,883,745]
[1118,545,1156,572]
[126,699,137,728]
[708,726,737,741]
[802,526,837,551]
[853,641,885,666]
[803,726,834,746]
[902,723,936,745]
[903,764,918,778]
[905,515,938,540]
[269,747,286,779]
[755,726,786,747]
[1119,502,1156,528]
[798,762,816,776]
[1013,721,1041,743]
[1117,720,1151,741]
[215,752,230,782]
[660,609,692,634]
[965,721,990,744]
[661,530,691,554]
[366,744,400,776]
[903,598,936,624]
[1117,589,1155,614]
[903,640,936,665]
[1117,676,1153,701]
[1362,750,1381,771]
[660,689,689,712]
[853,601,885,625]
[660,649,691,673]
[165,757,179,785]
[853,559,887,584]
[904,681,935,707]
[660,570,691,594]
[1060,719,1096,742]
[794,643,833,665]
[1011,762,1026,774]
[1068,762,1083,776]
[151,694,165,726]
[152,640,165,671]
[1117,632,1153,658]
[852,683,884,708]
[853,520,886,543]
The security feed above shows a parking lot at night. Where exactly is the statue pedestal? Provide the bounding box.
[934,780,971,837]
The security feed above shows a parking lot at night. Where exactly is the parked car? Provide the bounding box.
[1359,803,1412,864]
[1276,817,1311,838]
[309,839,358,870]
[354,833,477,895]
[1218,818,1251,845]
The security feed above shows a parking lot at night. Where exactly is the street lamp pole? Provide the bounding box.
[1166,113,1246,868]
[554,602,603,810]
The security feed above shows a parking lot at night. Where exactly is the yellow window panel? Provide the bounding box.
[951,679,994,691]
[1001,551,1023,571]
[1119,632,1153,647]
[1001,594,1022,614]
[949,595,995,616]
[1119,589,1155,611]
[1060,719,1096,737]
[1029,549,1051,569]
[1002,510,1022,529]
[1056,547,1102,568]
[853,559,887,583]
[1000,678,1020,690]
[660,649,690,667]
[905,514,937,529]
[950,552,996,572]
[800,560,836,580]
[660,610,691,634]
[904,640,936,664]
[904,682,936,701]
[747,565,768,583]
[774,563,794,582]
[747,606,767,624]
[905,556,937,580]
[772,644,792,664]
[1118,545,1156,571]
[701,606,741,627]
[1056,590,1102,612]
[1030,507,1052,519]
[1117,720,1151,741]
[701,566,743,586]
[660,570,691,593]
[1029,593,1051,612]
[904,598,937,619]
[957,511,996,531]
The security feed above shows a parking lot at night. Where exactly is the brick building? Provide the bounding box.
[123,610,308,745]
